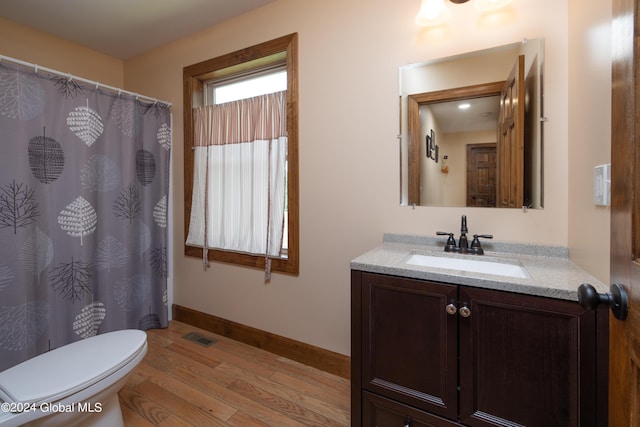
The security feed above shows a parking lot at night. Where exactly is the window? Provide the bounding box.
[204,67,290,255]
[209,69,287,104]
[183,34,299,275]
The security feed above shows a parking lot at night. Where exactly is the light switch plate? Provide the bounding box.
[594,163,610,206]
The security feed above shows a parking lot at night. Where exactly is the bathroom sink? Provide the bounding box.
[404,254,529,278]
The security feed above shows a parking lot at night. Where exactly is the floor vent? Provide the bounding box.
[182,332,216,347]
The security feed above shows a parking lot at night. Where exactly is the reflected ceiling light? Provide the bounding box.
[458,103,471,109]
[415,0,513,27]
[415,0,451,27]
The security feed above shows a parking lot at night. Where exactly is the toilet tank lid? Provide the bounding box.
[0,329,147,405]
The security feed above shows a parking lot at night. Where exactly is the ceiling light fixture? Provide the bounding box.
[414,0,451,27]
[415,0,513,27]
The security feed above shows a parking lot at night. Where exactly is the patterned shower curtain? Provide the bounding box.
[0,61,171,371]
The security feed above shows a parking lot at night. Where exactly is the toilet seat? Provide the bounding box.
[0,330,147,407]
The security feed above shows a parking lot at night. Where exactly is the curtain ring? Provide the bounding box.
[67,73,72,82]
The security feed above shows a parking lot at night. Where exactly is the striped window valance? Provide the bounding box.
[193,90,287,146]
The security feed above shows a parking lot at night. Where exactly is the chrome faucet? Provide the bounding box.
[437,215,493,255]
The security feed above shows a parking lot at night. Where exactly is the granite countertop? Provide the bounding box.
[350,234,608,301]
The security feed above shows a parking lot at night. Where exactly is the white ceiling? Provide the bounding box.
[0,0,274,59]
[429,95,501,134]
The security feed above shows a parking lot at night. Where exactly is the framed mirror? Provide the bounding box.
[399,38,544,208]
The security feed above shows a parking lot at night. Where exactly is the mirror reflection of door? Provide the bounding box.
[497,55,525,208]
[466,143,496,207]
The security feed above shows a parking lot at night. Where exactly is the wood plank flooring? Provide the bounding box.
[118,321,351,426]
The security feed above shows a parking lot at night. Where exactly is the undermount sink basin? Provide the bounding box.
[404,254,529,278]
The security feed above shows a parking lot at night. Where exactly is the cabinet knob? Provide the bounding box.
[446,303,457,315]
[459,305,471,318]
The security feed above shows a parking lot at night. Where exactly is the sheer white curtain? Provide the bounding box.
[186,91,287,273]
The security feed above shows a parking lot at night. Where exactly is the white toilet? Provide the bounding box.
[0,329,147,427]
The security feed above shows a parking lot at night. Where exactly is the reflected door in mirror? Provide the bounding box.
[498,55,525,208]
[467,143,496,207]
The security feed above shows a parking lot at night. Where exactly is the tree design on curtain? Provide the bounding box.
[0,264,13,291]
[73,301,106,338]
[19,227,54,276]
[150,247,168,278]
[81,154,121,192]
[95,235,129,272]
[67,100,104,147]
[49,257,93,302]
[0,301,50,351]
[135,149,156,185]
[113,183,142,223]
[58,196,98,246]
[0,60,171,371]
[0,67,45,120]
[0,180,39,233]
[52,75,85,99]
[28,129,65,184]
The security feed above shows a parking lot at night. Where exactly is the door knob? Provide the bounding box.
[577,283,628,320]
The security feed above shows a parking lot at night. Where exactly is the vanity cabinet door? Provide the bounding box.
[363,391,460,427]
[457,287,598,427]
[361,273,458,420]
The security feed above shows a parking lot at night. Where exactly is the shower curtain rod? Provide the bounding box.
[0,54,172,107]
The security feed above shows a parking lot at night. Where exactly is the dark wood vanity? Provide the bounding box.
[351,270,608,427]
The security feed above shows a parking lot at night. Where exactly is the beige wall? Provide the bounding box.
[125,0,578,357]
[567,0,612,283]
[0,0,611,357]
[0,17,123,87]
[123,0,590,357]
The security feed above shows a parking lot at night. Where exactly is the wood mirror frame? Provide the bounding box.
[407,81,504,206]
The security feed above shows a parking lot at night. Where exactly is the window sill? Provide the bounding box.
[184,245,298,275]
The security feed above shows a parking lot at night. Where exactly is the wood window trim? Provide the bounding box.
[183,33,299,275]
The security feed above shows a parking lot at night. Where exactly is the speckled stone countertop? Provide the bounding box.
[350,234,608,301]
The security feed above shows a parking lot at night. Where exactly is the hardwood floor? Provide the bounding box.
[118,321,351,426]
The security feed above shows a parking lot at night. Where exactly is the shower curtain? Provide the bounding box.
[0,60,171,371]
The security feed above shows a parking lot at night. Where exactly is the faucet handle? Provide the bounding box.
[469,234,493,255]
[436,231,457,252]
